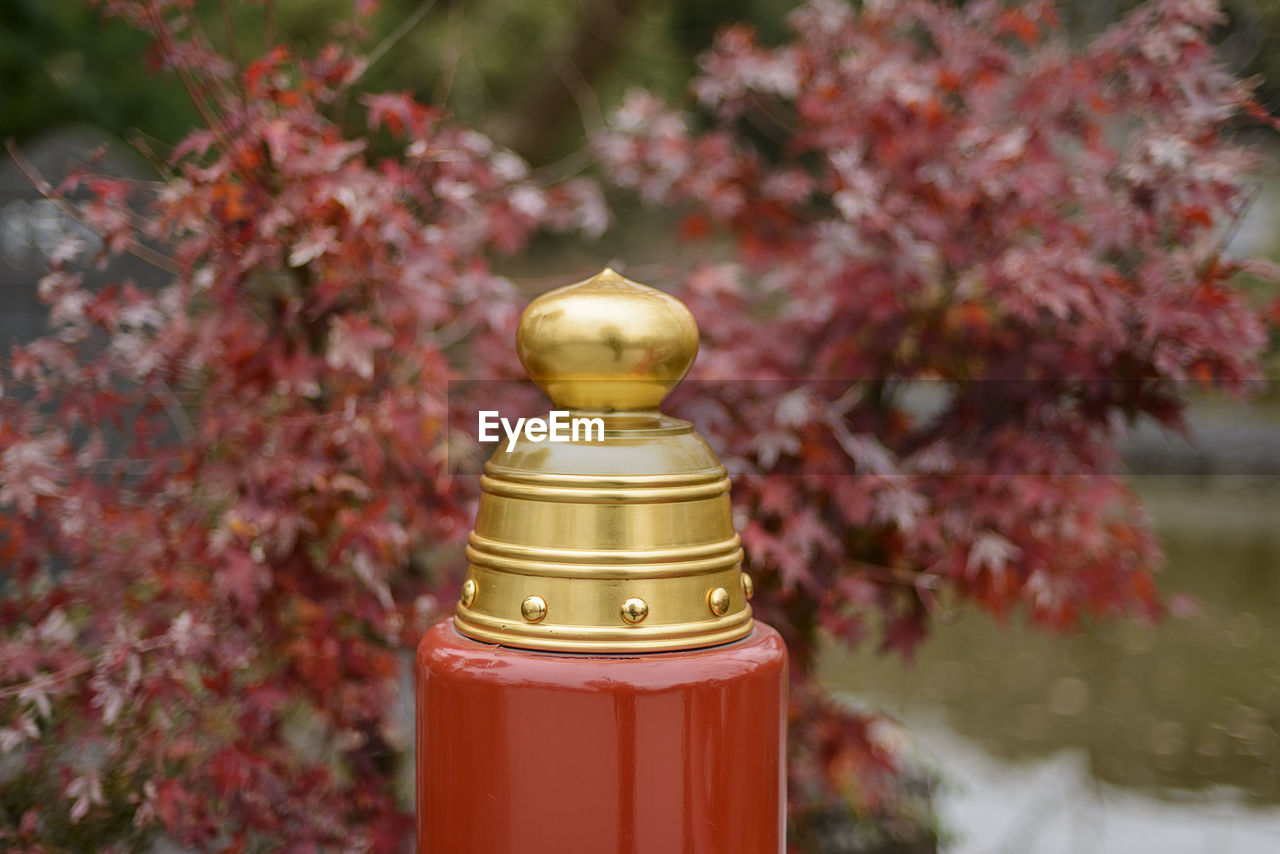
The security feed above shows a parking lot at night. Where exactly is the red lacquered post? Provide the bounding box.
[416,620,786,853]
[416,269,787,852]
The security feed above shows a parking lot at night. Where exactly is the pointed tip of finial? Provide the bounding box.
[592,266,625,286]
[580,266,634,290]
[515,267,699,411]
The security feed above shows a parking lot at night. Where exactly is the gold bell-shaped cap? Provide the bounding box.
[454,268,753,652]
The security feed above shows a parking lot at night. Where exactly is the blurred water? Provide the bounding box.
[884,715,1280,854]
[820,475,1280,851]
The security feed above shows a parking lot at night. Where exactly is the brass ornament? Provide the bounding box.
[620,597,649,624]
[521,595,548,623]
[516,267,699,412]
[460,578,477,608]
[454,268,753,652]
[741,572,755,600]
[708,587,731,617]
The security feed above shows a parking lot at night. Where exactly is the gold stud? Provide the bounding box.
[460,578,477,608]
[708,587,730,617]
[521,595,548,623]
[741,573,754,599]
[620,597,649,624]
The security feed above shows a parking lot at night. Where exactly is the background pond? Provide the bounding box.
[820,475,1280,852]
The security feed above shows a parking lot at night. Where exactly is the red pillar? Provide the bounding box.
[416,619,787,853]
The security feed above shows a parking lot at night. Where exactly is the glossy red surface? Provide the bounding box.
[416,619,787,853]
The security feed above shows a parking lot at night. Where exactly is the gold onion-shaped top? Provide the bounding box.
[516,267,699,411]
[454,268,754,653]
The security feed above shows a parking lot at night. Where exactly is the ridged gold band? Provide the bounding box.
[458,534,752,651]
[465,542,743,579]
[478,474,731,504]
[455,594,753,653]
[483,462,725,486]
[467,531,742,565]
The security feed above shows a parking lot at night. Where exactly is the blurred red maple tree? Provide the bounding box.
[597,3,1276,839]
[1,0,1276,850]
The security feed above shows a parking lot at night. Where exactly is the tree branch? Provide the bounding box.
[495,0,645,163]
[5,138,181,276]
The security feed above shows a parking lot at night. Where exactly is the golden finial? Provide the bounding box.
[455,267,752,653]
[516,268,699,411]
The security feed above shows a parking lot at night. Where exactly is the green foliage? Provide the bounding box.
[0,0,195,142]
